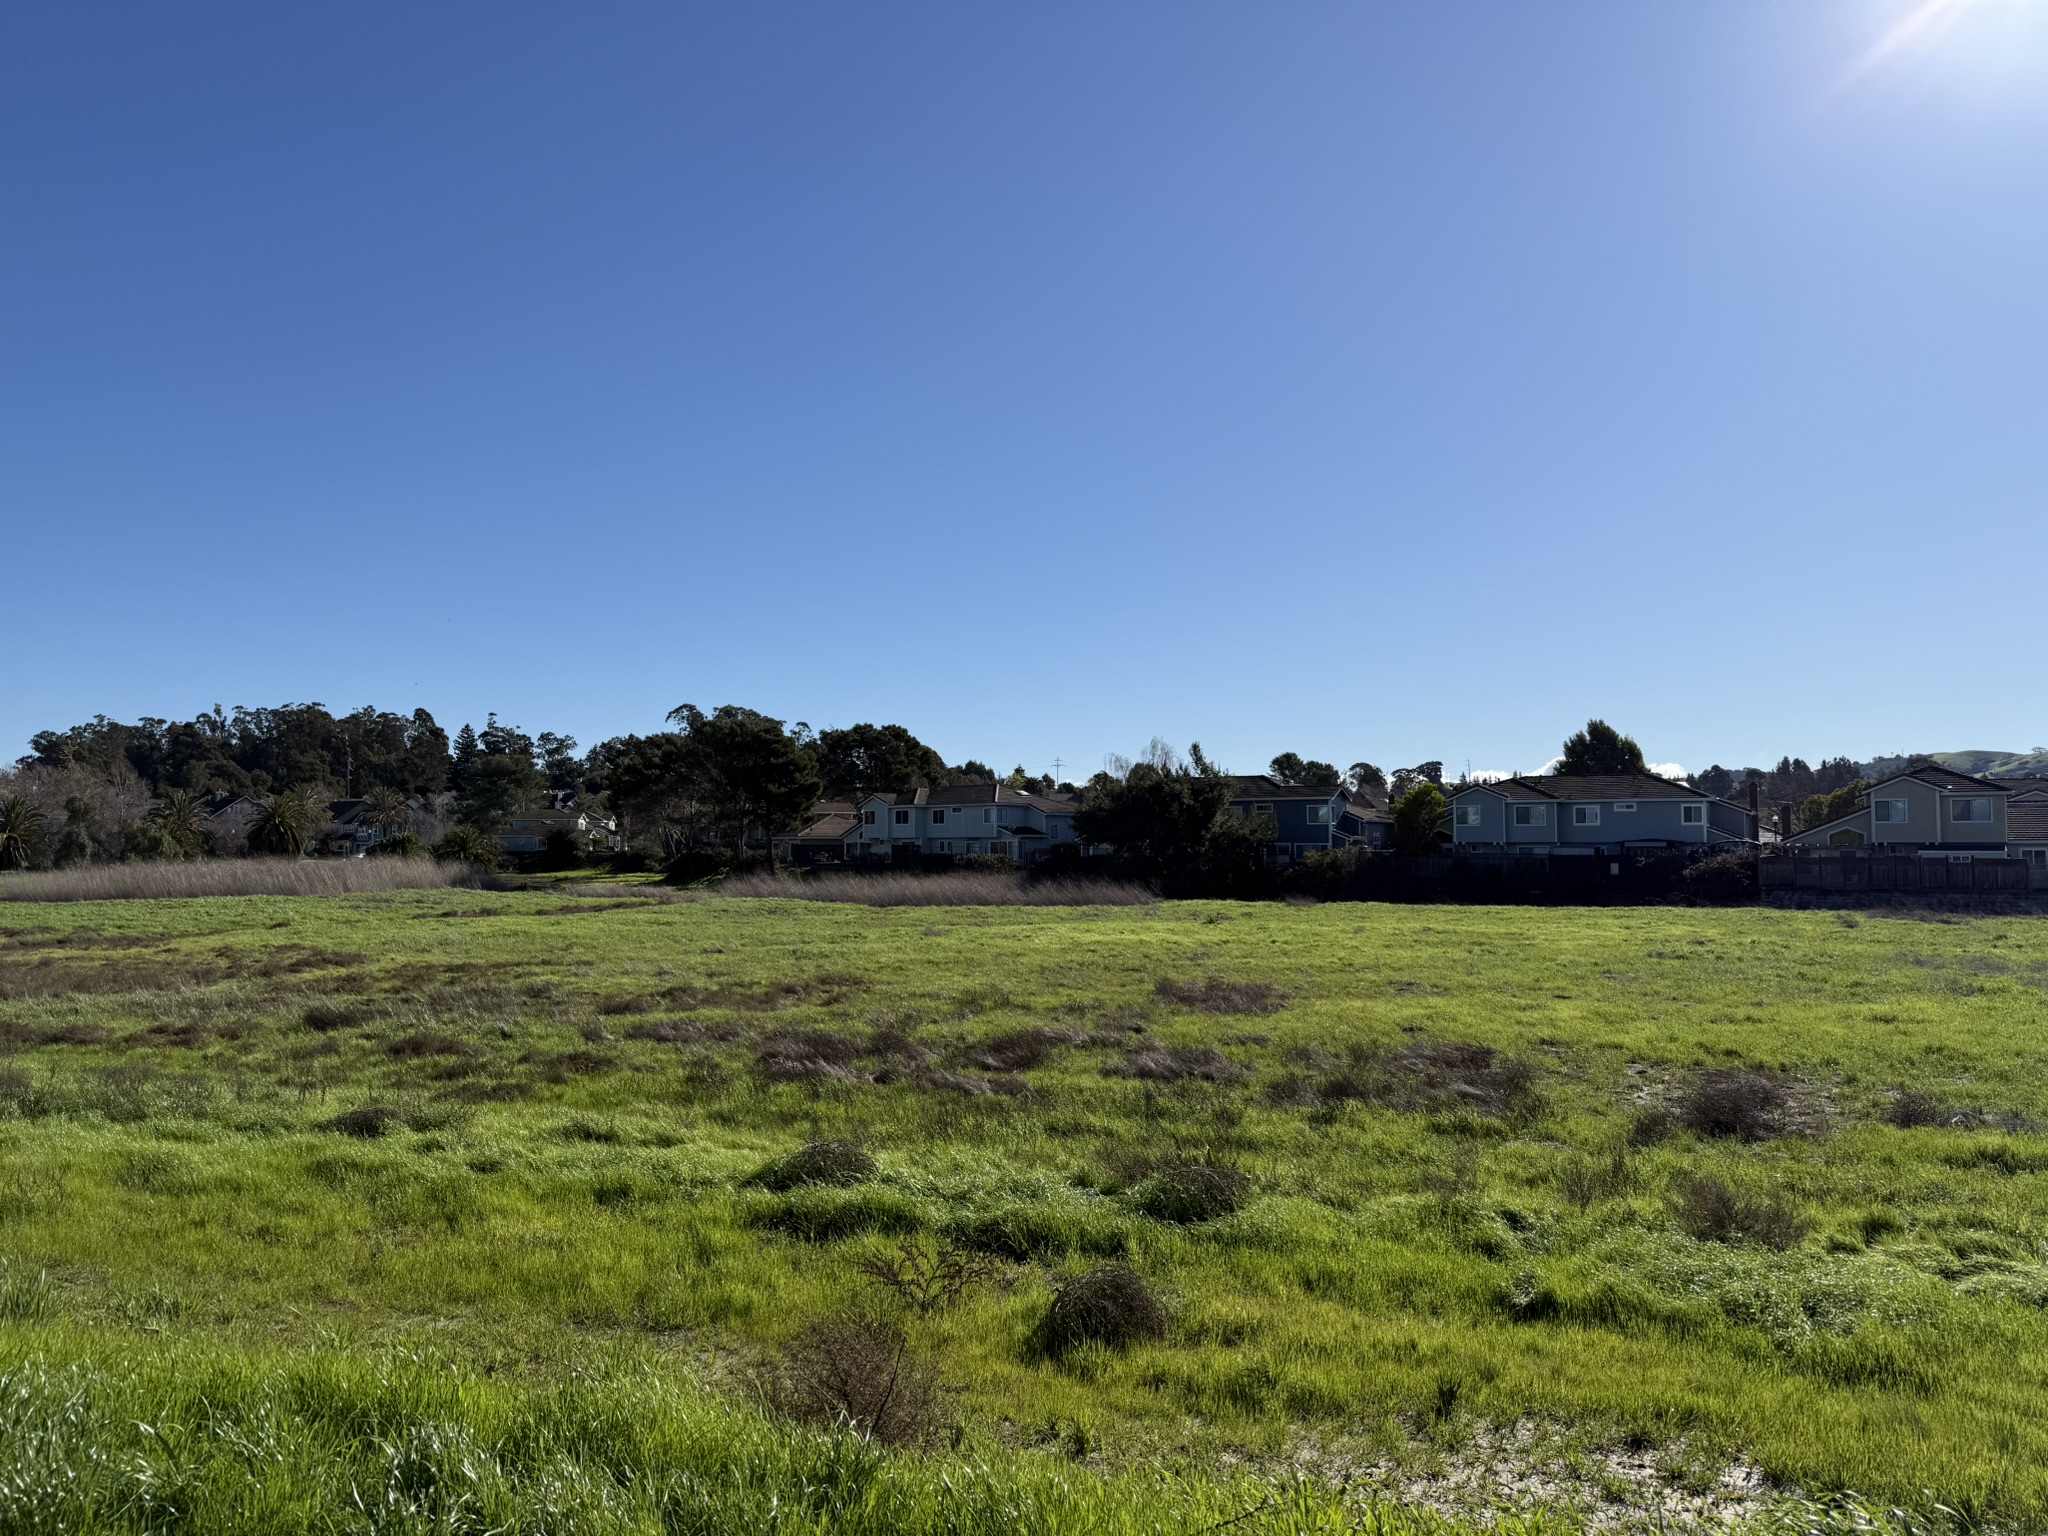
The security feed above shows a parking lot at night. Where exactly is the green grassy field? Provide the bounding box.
[3,888,2047,1532]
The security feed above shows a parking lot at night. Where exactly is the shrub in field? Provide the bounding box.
[1102,1046,1250,1085]
[323,1105,399,1138]
[1132,1162,1249,1225]
[365,833,427,859]
[1681,851,1759,904]
[771,1313,949,1446]
[1680,1070,1787,1141]
[1673,1175,1808,1250]
[753,1139,876,1192]
[1035,1264,1169,1357]
[855,1236,1002,1317]
[1294,1041,1539,1122]
[1152,978,1286,1016]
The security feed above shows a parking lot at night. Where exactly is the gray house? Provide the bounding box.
[777,784,1082,864]
[1782,765,2013,859]
[1449,774,1750,855]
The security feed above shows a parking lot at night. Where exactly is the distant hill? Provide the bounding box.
[1925,750,2048,779]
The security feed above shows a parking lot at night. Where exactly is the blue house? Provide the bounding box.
[1448,774,1750,856]
[1225,776,1352,863]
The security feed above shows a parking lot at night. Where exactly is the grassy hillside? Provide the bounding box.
[1926,750,2048,778]
[3,889,2048,1531]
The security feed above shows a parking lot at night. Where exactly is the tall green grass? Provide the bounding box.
[3,893,2047,1526]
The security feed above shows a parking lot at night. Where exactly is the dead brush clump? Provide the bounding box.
[910,1070,1029,1099]
[1679,1070,1788,1141]
[625,1019,740,1045]
[753,1139,877,1191]
[1034,1264,1170,1357]
[1884,1090,1985,1130]
[381,1032,478,1060]
[1152,978,1286,1016]
[854,1236,1003,1317]
[301,1003,369,1033]
[1275,1041,1539,1121]
[1132,1162,1250,1224]
[1673,1175,1808,1250]
[1103,1045,1250,1086]
[754,1028,867,1085]
[966,1027,1074,1074]
[0,857,485,903]
[322,1104,400,1138]
[770,1313,950,1446]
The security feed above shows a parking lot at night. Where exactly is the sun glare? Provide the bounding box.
[1826,0,2048,102]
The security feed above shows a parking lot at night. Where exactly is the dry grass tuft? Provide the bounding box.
[1152,978,1286,1015]
[0,858,484,903]
[1103,1045,1250,1085]
[753,1140,877,1191]
[714,872,1156,907]
[1672,1175,1808,1250]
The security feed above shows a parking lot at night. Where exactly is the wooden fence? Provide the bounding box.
[1758,855,2033,894]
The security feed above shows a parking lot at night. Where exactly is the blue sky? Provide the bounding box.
[5,2,2045,783]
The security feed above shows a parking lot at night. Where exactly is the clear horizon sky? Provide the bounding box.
[6,3,2045,784]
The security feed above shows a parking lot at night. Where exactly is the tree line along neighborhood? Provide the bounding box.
[1,706,2043,895]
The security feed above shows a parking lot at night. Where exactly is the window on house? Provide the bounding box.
[936,840,953,853]
[1873,800,1907,824]
[1681,804,1705,825]
[1454,805,1482,827]
[863,811,876,825]
[1573,805,1601,826]
[1951,798,1992,823]
[1306,804,1332,825]
[931,810,946,825]
[1614,802,1637,813]
[894,809,910,825]
[966,841,981,855]
[983,809,993,823]
[1254,802,1275,818]
[1512,804,1546,827]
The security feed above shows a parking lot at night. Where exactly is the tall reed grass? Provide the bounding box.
[0,857,484,902]
[714,870,1157,906]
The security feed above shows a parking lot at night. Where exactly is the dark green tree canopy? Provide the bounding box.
[1390,782,1451,856]
[1074,743,1237,883]
[666,704,822,867]
[1556,720,1648,777]
[1267,754,1341,787]
[814,723,949,803]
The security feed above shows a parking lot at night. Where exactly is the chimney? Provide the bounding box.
[1777,802,1793,839]
[1747,781,1761,842]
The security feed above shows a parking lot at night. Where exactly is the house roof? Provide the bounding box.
[1455,774,1717,804]
[863,785,1077,814]
[1341,797,1392,825]
[1884,765,2010,794]
[784,812,862,842]
[1227,775,1345,802]
[1997,779,2048,801]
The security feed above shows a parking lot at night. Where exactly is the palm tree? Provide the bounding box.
[432,822,501,869]
[247,787,322,857]
[149,789,209,860]
[361,786,413,839]
[0,796,43,870]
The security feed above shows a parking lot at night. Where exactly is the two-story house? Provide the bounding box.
[2006,782,2048,878]
[778,784,1083,864]
[1449,774,1750,856]
[1782,765,2014,860]
[496,806,621,855]
[1224,776,1350,863]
